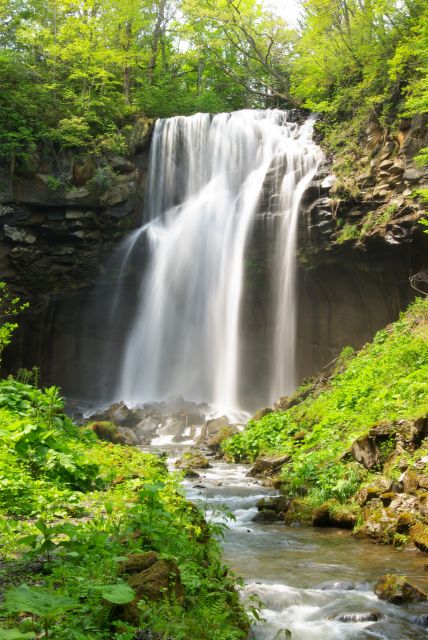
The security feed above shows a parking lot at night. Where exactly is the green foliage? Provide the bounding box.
[222,298,428,507]
[0,376,248,639]
[0,283,28,363]
[95,583,136,605]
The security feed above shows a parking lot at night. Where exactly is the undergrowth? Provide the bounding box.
[0,380,248,639]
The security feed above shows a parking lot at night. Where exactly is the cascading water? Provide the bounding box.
[113,109,322,412]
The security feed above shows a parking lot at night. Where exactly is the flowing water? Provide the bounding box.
[110,109,322,413]
[180,458,428,640]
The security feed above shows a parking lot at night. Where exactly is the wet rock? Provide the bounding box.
[117,426,140,446]
[318,581,355,591]
[134,417,159,440]
[312,502,357,529]
[183,468,200,478]
[86,420,127,445]
[255,496,290,521]
[334,611,382,623]
[374,574,428,603]
[247,453,290,478]
[410,522,428,553]
[175,450,211,470]
[367,620,428,640]
[252,509,278,522]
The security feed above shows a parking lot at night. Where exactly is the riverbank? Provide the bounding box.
[222,297,428,551]
[0,379,248,639]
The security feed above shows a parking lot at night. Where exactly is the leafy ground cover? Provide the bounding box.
[222,297,428,536]
[0,380,248,640]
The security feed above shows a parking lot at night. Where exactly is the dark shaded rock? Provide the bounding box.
[318,581,355,591]
[254,496,290,521]
[350,435,380,469]
[252,509,278,522]
[117,558,184,624]
[379,492,396,506]
[396,512,416,534]
[367,620,428,640]
[247,453,290,478]
[374,574,427,603]
[334,611,382,623]
[73,156,95,186]
[312,503,357,529]
[183,468,200,478]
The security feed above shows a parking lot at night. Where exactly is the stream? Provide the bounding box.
[174,456,427,640]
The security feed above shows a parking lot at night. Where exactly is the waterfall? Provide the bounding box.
[113,109,321,412]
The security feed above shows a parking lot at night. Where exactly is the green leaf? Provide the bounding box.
[95,583,136,604]
[3,586,78,618]
[0,629,36,639]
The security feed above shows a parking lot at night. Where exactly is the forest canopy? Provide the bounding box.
[0,0,427,160]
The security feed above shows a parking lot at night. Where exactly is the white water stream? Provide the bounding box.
[180,459,428,640]
[112,110,322,413]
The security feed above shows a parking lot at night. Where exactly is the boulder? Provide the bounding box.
[203,416,230,437]
[410,522,428,553]
[350,435,380,469]
[312,502,357,529]
[120,552,159,575]
[175,450,211,470]
[116,555,184,624]
[117,426,140,446]
[87,421,127,445]
[395,512,416,534]
[402,469,419,494]
[206,425,239,451]
[252,509,279,522]
[247,453,290,478]
[418,494,428,520]
[374,574,427,603]
[254,496,290,522]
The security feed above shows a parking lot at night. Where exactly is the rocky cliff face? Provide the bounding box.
[0,117,154,299]
[2,113,427,406]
